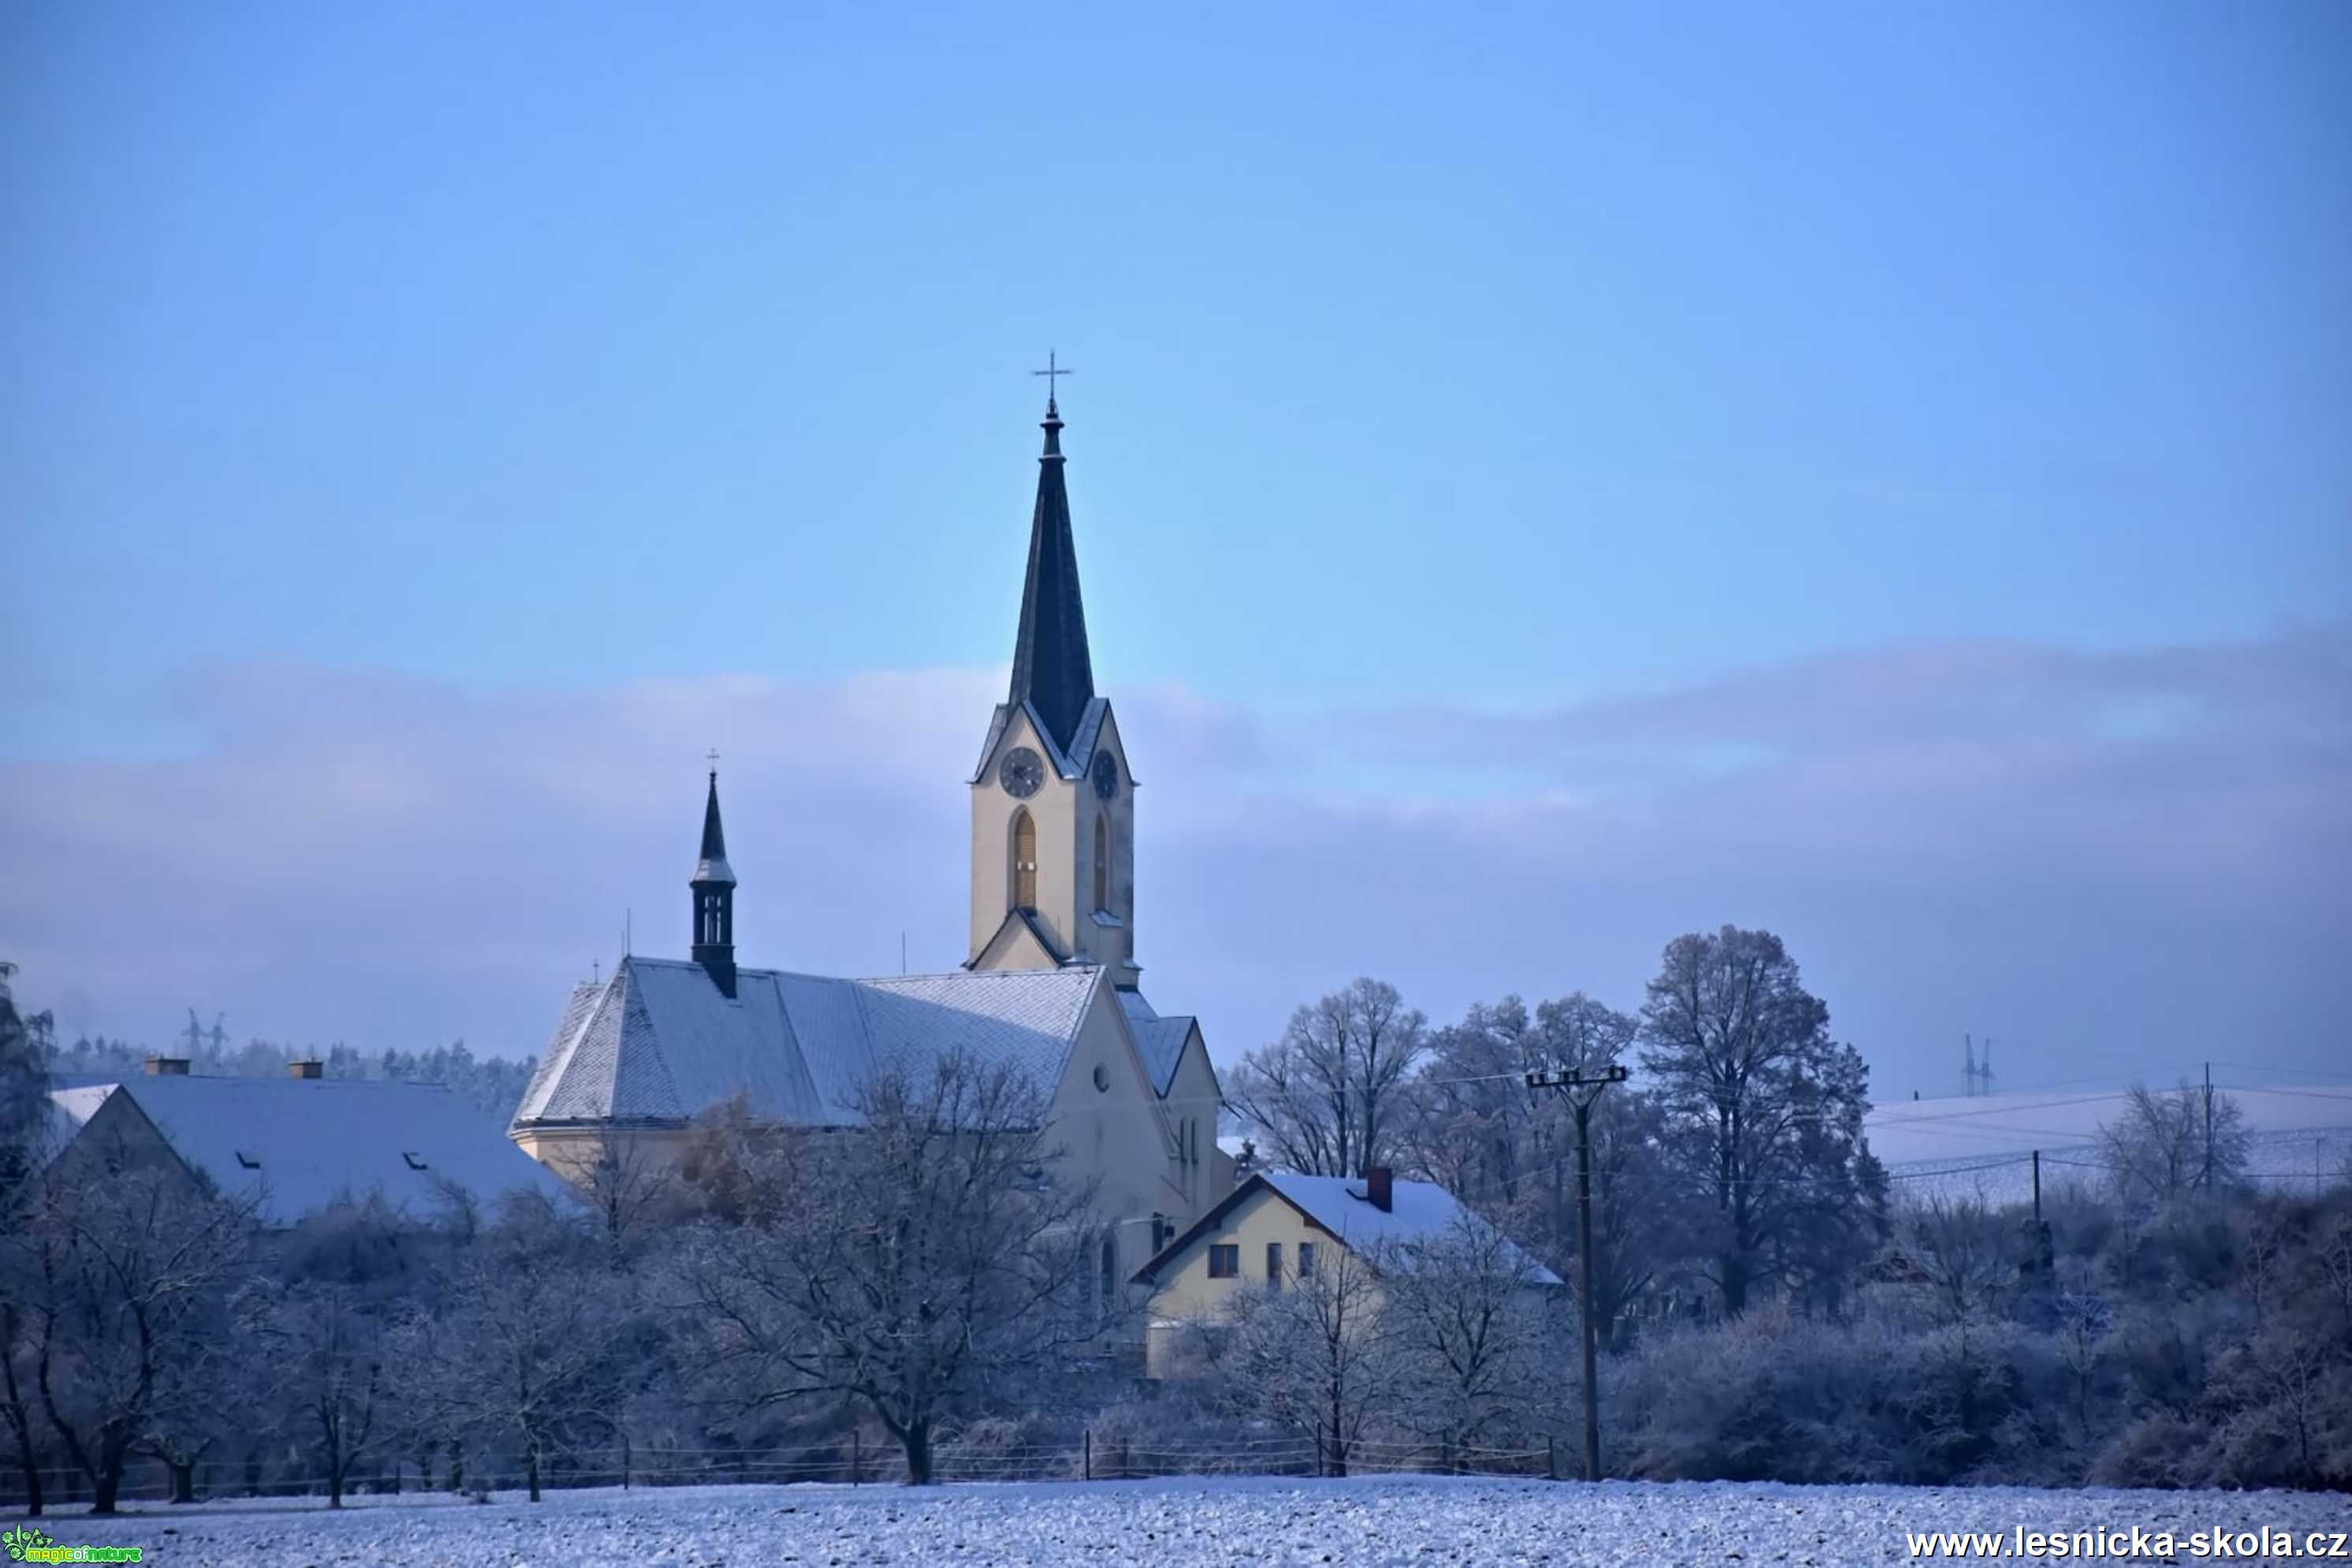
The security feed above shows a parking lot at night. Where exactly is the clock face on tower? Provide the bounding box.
[1091,751,1119,799]
[998,746,1045,799]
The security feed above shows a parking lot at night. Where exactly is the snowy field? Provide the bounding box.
[35,1475,2350,1566]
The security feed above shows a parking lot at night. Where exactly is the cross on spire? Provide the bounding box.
[1031,351,1073,412]
[706,747,720,776]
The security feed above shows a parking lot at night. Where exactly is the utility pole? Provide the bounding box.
[1526,1062,1629,1483]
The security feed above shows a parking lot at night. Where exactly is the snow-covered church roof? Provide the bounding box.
[512,956,1108,1130]
[1117,989,1196,1097]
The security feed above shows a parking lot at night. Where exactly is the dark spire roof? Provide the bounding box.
[693,770,735,887]
[1006,394,1096,756]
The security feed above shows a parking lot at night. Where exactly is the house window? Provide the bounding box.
[1093,814,1109,911]
[1298,1242,1318,1279]
[1208,1244,1239,1279]
[1012,811,1038,911]
[1265,1242,1284,1291]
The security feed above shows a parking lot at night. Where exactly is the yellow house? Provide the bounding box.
[1128,1167,1562,1376]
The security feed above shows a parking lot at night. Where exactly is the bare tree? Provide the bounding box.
[0,963,53,1514]
[1638,926,1877,1316]
[1894,1194,2018,1326]
[1191,1243,1398,1476]
[1224,978,1429,1179]
[669,1054,1113,1484]
[581,1136,680,1257]
[427,1197,626,1502]
[2317,1213,2352,1336]
[245,1281,391,1507]
[1369,1213,1561,1459]
[12,1158,255,1513]
[2100,1082,2249,1205]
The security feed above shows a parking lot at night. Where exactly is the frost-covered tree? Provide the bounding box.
[1638,926,1878,1316]
[7,1156,255,1513]
[669,1054,1112,1484]
[1225,978,1428,1179]
[2099,1082,2249,1205]
[423,1197,627,1502]
[1895,1194,2020,1327]
[1401,993,1692,1350]
[264,1285,390,1507]
[1369,1213,1562,1457]
[1189,1243,1399,1475]
[0,962,54,1514]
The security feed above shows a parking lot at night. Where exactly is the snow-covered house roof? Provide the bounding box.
[1133,1170,1563,1287]
[512,955,1106,1131]
[46,1074,574,1224]
[1116,990,1197,1097]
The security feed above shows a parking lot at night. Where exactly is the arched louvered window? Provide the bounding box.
[1012,810,1038,911]
[1093,814,1109,912]
[1100,1231,1118,1305]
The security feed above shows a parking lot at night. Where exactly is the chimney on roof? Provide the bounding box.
[144,1056,190,1076]
[1366,1166,1393,1213]
[289,1059,323,1080]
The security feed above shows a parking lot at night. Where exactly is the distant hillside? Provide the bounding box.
[49,1034,536,1123]
[1866,1082,2352,1201]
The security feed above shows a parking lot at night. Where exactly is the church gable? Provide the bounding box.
[971,907,1069,971]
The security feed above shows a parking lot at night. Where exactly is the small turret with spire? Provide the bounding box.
[690,765,736,998]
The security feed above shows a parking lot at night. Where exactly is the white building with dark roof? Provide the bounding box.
[509,389,1235,1273]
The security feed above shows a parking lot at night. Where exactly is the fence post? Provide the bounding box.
[851,1432,860,1487]
[1547,1435,1557,1482]
[1083,1429,1092,1482]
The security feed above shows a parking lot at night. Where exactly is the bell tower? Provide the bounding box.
[966,380,1139,985]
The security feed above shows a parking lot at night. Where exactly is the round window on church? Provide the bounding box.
[1092,1063,1111,1093]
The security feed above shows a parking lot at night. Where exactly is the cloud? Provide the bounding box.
[2,626,2346,1101]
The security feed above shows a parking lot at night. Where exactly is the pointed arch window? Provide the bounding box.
[1100,1231,1118,1305]
[1012,810,1038,911]
[1093,814,1109,913]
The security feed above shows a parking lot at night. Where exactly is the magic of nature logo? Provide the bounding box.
[2,1525,143,1563]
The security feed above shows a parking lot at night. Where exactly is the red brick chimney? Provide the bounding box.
[1366,1166,1392,1212]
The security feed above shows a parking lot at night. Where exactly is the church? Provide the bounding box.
[509,387,1236,1274]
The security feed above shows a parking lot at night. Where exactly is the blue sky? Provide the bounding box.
[3,3,2346,1093]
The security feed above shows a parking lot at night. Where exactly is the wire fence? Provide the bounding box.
[0,1433,1571,1510]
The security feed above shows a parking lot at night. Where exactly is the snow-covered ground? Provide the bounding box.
[35,1475,2350,1566]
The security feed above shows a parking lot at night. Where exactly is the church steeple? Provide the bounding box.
[1007,386,1095,757]
[689,769,736,999]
